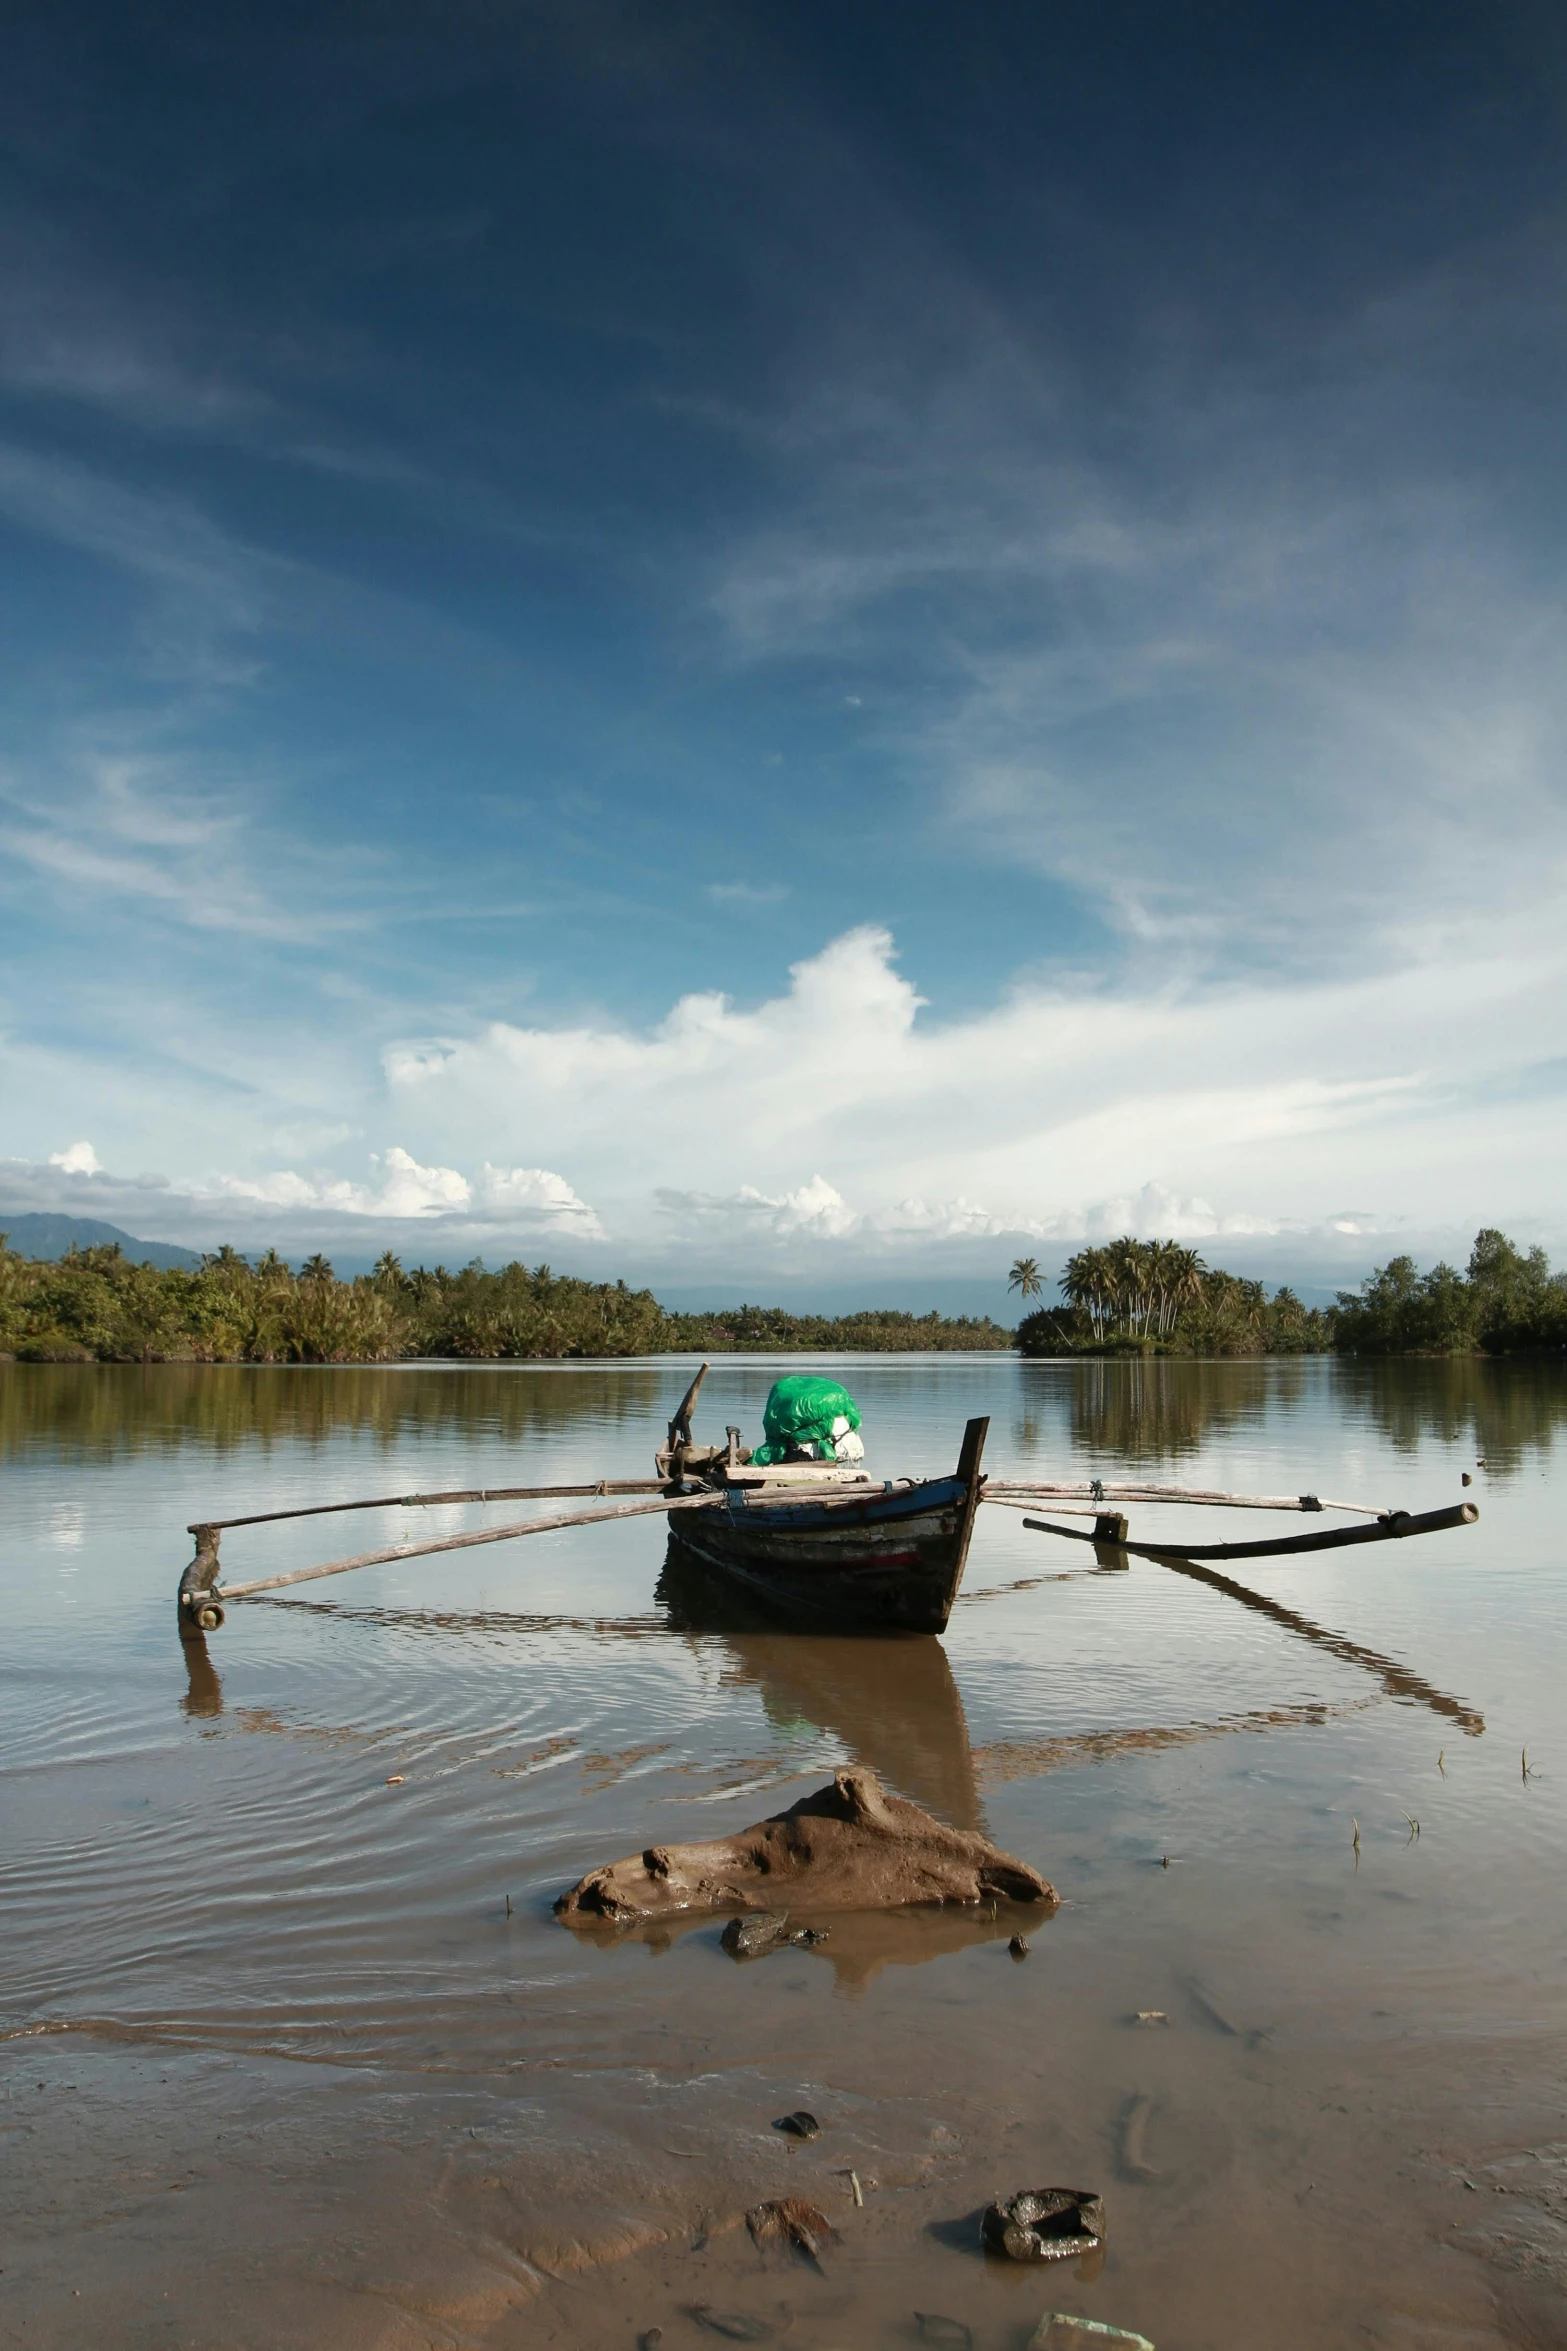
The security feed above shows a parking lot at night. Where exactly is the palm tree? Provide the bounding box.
[298,1253,335,1285]
[1061,1245,1111,1338]
[1105,1236,1154,1335]
[202,1243,250,1286]
[1007,1256,1043,1303]
[1171,1245,1206,1328]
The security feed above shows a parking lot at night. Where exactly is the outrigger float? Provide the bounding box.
[176,1364,1479,1642]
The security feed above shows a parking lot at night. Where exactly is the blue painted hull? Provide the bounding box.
[666,1474,976,1633]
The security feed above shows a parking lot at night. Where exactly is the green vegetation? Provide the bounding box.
[2,1223,1560,1365]
[1017,1239,1329,1356]
[0,1238,1009,1361]
[661,1303,1014,1352]
[1333,1229,1567,1355]
[0,1241,664,1362]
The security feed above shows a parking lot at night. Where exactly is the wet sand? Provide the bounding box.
[4,1356,1566,2348]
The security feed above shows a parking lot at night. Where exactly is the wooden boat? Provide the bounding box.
[174,1361,1478,1644]
[661,1417,990,1635]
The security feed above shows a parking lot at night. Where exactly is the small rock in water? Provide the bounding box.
[981,2187,1106,2262]
[1134,2011,1169,2027]
[689,2309,775,2342]
[1009,1934,1030,1960]
[639,2332,663,2351]
[747,2197,833,2260]
[772,2109,820,2140]
[722,1913,794,1961]
[914,2316,973,2350]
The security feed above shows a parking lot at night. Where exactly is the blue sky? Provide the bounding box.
[2,0,1565,1295]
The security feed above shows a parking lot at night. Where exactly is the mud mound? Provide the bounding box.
[555,1767,1056,1924]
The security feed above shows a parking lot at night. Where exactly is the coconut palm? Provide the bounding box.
[1061,1245,1111,1338]
[1007,1256,1043,1302]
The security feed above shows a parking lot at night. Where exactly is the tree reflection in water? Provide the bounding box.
[1014,1357,1293,1466]
[1013,1355,1567,1476]
[1337,1357,1567,1472]
[0,1360,666,1462]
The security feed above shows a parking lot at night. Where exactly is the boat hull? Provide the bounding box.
[667,1474,974,1634]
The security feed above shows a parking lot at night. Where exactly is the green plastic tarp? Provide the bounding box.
[751,1374,863,1465]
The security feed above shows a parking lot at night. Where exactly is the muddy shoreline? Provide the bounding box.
[4,1357,1565,2347]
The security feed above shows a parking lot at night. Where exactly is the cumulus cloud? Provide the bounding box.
[7,921,1563,1281]
[475,1163,605,1237]
[381,921,1567,1267]
[1,1144,602,1253]
[48,1140,102,1175]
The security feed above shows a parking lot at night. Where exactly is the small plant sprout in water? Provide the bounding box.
[1437,1749,1446,1776]
[1522,1747,1536,1782]
[1403,1813,1420,1843]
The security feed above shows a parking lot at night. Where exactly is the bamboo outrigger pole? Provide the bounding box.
[1020,1498,1478,1565]
[984,1481,1387,1516]
[178,1487,730,1637]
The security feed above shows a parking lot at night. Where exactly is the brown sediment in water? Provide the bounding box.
[7,1357,1567,2351]
[972,1697,1379,1783]
[554,1766,1055,1924]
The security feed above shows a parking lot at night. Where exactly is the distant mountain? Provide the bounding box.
[0,1212,203,1271]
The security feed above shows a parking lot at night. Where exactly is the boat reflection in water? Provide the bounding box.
[644,1544,1043,1987]
[657,1542,982,1829]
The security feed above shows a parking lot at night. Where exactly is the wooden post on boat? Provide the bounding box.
[953,1417,989,1548]
[178,1525,225,1640]
[655,1362,710,1482]
[1093,1509,1130,1567]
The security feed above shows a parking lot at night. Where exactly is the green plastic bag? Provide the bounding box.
[751,1375,863,1465]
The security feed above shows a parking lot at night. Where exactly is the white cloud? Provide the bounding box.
[377,921,1567,1270]
[476,1162,605,1238]
[202,1147,473,1220]
[48,1140,102,1175]
[6,924,1564,1281]
[0,1143,603,1256]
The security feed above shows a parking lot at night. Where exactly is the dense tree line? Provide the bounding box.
[3,1225,1561,1364]
[1332,1229,1567,1355]
[0,1240,1009,1361]
[0,1242,665,1362]
[1016,1228,1567,1357]
[660,1303,1014,1351]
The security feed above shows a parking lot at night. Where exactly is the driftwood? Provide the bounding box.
[554,1765,1056,1925]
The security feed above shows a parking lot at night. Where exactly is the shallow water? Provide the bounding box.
[4,1355,1566,2350]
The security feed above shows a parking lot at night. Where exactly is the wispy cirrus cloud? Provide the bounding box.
[0,752,361,944]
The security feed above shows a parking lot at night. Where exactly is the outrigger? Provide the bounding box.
[177,1363,1478,1642]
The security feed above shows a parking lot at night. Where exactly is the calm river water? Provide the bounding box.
[4,1355,1566,2351]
